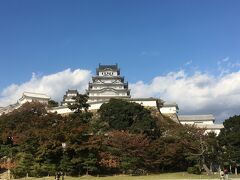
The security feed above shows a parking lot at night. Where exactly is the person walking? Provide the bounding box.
[224,168,229,180]
[220,170,224,180]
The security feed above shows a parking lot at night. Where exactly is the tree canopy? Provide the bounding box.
[98,99,159,137]
[68,93,90,113]
[218,115,240,168]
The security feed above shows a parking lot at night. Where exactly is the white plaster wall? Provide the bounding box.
[19,97,49,105]
[103,80,114,83]
[131,100,157,107]
[49,103,103,114]
[100,91,117,96]
[64,99,75,102]
[205,129,221,135]
[180,121,214,125]
[160,107,177,114]
[48,107,72,114]
[67,93,77,96]
[39,100,48,104]
[89,103,103,110]
[88,100,158,110]
[180,121,194,125]
[92,85,124,90]
[199,121,214,124]
[19,98,28,104]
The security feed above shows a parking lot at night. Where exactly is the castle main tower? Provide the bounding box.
[87,64,130,103]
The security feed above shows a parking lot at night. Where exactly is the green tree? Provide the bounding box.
[82,153,98,175]
[218,115,240,171]
[98,98,159,137]
[12,153,34,178]
[68,93,90,113]
[48,100,59,107]
[145,122,207,173]
[59,153,74,175]
[204,132,221,172]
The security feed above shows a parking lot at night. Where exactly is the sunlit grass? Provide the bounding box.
[12,172,240,180]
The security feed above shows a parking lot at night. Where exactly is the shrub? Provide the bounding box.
[31,163,49,177]
[187,165,201,174]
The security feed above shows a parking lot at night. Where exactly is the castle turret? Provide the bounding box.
[61,89,78,106]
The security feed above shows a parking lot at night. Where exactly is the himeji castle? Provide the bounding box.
[0,64,224,135]
[50,64,164,114]
[85,64,164,112]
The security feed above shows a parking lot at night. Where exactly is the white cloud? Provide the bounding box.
[0,68,91,107]
[130,70,240,122]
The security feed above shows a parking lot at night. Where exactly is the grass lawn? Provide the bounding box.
[10,172,240,180]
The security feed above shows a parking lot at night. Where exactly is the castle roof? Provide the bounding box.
[66,89,78,94]
[162,102,179,109]
[98,64,118,70]
[178,114,215,122]
[195,123,224,129]
[96,64,120,74]
[21,92,50,99]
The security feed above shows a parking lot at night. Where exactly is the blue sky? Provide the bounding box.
[0,0,240,121]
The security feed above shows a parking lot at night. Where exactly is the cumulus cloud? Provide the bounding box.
[0,68,91,107]
[130,70,240,122]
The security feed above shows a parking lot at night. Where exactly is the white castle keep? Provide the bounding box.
[87,64,130,103]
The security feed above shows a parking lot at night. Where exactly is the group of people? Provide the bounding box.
[55,171,64,180]
[220,168,229,180]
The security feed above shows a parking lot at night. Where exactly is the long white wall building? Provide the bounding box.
[0,92,50,116]
[178,114,224,135]
[18,92,50,105]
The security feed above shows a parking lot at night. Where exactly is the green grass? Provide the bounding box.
[11,172,240,180]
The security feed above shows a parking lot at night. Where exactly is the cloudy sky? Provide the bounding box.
[0,0,240,122]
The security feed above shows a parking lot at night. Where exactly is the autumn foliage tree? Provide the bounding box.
[100,131,149,174]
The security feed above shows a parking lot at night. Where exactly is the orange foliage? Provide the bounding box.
[99,152,120,168]
[0,159,16,170]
